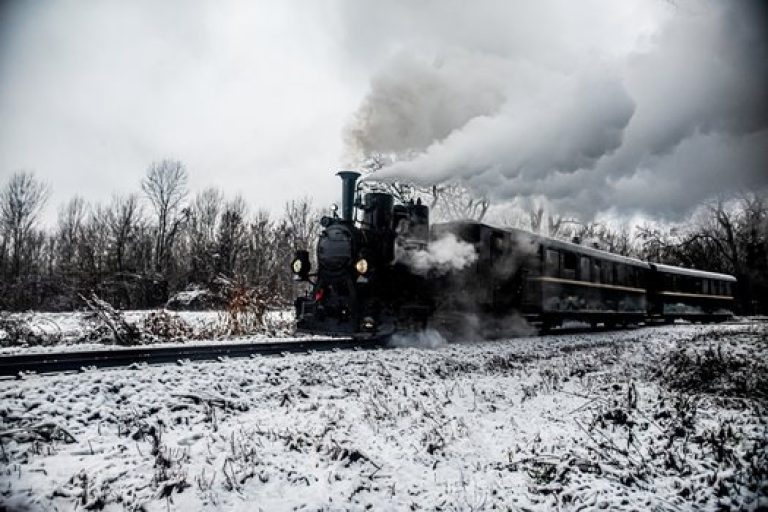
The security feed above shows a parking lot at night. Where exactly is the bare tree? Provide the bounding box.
[56,196,87,274]
[429,183,490,221]
[245,209,279,284]
[528,204,544,233]
[186,187,223,283]
[105,193,144,272]
[142,159,188,273]
[78,203,111,278]
[216,195,248,277]
[0,172,49,276]
[191,187,223,244]
[361,152,490,221]
[284,197,318,251]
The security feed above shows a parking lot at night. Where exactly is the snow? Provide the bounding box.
[1,321,766,510]
[0,310,296,355]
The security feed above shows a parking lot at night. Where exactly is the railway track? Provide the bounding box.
[2,318,761,377]
[0,338,385,378]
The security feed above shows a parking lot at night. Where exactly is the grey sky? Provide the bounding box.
[1,0,766,224]
[0,1,364,223]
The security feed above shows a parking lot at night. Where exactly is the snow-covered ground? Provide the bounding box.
[0,310,295,355]
[1,322,766,511]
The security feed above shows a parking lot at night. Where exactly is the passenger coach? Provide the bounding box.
[647,264,736,323]
[430,222,736,332]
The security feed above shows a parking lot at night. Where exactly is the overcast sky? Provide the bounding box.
[1,0,766,225]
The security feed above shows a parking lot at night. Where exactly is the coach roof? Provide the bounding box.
[650,263,737,282]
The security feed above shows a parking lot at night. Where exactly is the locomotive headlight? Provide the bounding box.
[355,258,369,275]
[291,249,311,280]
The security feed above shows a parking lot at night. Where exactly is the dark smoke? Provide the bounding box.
[343,0,768,220]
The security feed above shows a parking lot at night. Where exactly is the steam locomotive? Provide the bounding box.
[292,172,736,339]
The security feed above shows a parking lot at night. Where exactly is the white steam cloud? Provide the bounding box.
[397,234,477,276]
[342,0,768,219]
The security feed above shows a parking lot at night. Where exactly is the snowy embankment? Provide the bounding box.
[0,310,295,355]
[1,323,766,511]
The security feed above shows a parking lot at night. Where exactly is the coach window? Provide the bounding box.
[545,249,559,276]
[562,252,578,279]
[580,257,591,282]
[593,260,602,283]
[616,264,626,286]
[602,262,613,284]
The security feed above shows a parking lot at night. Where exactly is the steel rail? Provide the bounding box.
[0,338,385,377]
[1,318,761,378]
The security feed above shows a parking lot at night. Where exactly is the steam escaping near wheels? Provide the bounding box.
[387,329,447,349]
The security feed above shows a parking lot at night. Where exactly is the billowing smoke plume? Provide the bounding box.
[397,234,477,276]
[342,0,768,219]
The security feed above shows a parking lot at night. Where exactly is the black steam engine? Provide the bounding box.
[293,172,737,339]
[292,172,433,338]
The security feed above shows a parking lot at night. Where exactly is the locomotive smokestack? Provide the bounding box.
[336,171,361,222]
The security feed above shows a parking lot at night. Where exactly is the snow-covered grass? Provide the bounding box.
[1,322,766,511]
[0,310,295,355]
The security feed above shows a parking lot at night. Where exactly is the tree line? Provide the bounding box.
[0,161,318,311]
[1,161,766,313]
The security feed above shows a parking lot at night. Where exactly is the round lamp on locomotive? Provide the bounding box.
[291,249,311,281]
